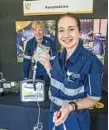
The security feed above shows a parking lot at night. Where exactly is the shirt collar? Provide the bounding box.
[34,36,45,44]
[59,39,83,64]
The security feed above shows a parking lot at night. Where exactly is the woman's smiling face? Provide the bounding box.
[57,16,81,50]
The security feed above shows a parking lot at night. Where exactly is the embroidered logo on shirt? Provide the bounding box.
[67,71,80,82]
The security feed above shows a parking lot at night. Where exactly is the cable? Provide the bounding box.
[52,124,56,130]
[32,62,37,91]
[63,123,67,130]
[33,101,43,130]
[51,83,67,130]
[52,123,67,130]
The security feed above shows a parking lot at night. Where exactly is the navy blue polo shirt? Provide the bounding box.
[23,36,57,79]
[50,41,103,106]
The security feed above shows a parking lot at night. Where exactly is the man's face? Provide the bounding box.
[32,27,44,43]
[57,16,81,50]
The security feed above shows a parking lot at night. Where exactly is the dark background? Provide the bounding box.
[0,0,108,91]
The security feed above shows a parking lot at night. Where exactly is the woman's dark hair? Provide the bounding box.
[55,13,81,33]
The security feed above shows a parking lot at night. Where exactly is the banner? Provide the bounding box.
[23,0,93,16]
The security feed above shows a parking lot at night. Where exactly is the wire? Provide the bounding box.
[33,101,43,130]
[36,101,40,124]
[51,83,67,130]
[52,123,67,130]
[63,123,67,130]
[52,124,56,130]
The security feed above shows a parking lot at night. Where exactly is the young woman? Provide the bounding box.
[40,13,103,130]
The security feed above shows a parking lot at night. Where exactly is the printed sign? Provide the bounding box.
[23,0,93,16]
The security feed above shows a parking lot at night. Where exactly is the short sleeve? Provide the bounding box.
[86,56,103,101]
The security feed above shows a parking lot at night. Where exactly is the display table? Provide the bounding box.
[0,91,108,130]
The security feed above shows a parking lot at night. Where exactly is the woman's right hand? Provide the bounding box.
[53,104,73,126]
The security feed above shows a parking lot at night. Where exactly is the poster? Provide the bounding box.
[15,19,107,64]
[81,19,107,64]
[15,20,55,62]
[23,0,93,16]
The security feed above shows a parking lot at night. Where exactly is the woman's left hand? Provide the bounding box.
[53,104,73,126]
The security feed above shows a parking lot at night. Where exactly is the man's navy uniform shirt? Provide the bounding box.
[23,35,57,84]
[50,41,103,106]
